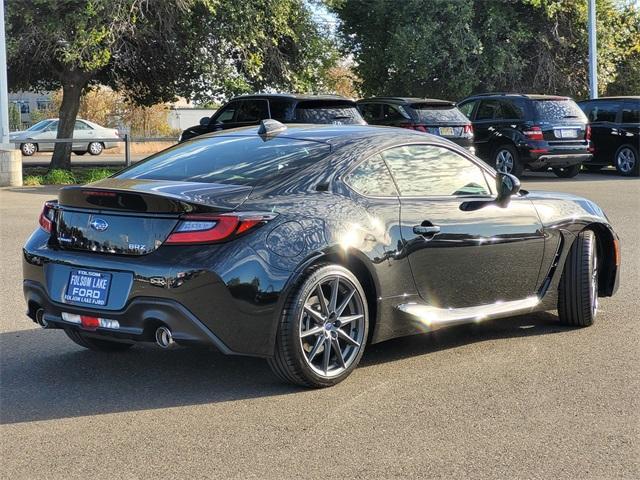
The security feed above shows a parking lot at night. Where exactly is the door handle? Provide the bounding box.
[413,225,440,236]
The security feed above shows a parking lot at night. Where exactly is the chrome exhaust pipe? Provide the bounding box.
[35,308,48,328]
[155,326,175,348]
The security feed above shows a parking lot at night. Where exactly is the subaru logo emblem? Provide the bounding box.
[90,218,109,232]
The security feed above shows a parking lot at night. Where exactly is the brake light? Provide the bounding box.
[39,201,57,233]
[586,124,591,141]
[463,124,474,138]
[165,213,276,245]
[524,126,544,140]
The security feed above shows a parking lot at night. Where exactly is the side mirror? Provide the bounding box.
[199,116,210,127]
[495,172,521,203]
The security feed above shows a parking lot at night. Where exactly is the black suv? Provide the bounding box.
[458,93,591,178]
[577,96,640,176]
[179,94,366,142]
[356,97,474,152]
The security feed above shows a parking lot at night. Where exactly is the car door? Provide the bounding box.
[381,143,545,309]
[469,99,501,159]
[36,120,59,151]
[589,100,622,162]
[228,99,269,129]
[207,101,240,131]
[73,120,94,150]
[357,102,383,125]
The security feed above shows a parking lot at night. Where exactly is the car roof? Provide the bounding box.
[230,93,356,103]
[193,123,446,146]
[578,96,640,102]
[358,97,455,107]
[461,93,572,102]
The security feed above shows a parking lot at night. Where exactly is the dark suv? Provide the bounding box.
[179,94,366,142]
[458,93,591,178]
[357,97,474,152]
[578,96,640,176]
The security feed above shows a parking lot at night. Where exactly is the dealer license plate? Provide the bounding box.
[64,269,112,306]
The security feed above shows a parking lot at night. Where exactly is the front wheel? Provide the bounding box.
[268,265,369,388]
[614,145,639,177]
[553,164,581,178]
[557,230,599,327]
[88,142,103,156]
[21,142,37,156]
[493,145,523,177]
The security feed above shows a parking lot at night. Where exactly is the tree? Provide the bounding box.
[7,0,338,169]
[327,0,640,100]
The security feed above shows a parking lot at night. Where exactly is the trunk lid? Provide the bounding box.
[53,178,252,255]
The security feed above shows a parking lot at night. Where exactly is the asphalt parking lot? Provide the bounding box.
[1,171,638,479]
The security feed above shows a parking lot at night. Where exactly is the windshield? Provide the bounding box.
[26,120,53,132]
[411,105,469,123]
[294,101,365,125]
[533,100,587,122]
[115,135,331,186]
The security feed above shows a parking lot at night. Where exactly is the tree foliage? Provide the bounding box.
[328,0,640,100]
[7,0,337,169]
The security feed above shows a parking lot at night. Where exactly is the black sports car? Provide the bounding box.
[23,122,621,387]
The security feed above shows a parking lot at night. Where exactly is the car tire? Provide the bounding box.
[557,230,599,327]
[64,328,133,352]
[493,145,523,177]
[614,144,639,177]
[553,164,581,178]
[73,151,87,156]
[88,142,103,156]
[20,142,37,156]
[268,264,369,388]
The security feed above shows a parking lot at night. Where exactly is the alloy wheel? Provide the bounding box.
[21,143,36,156]
[88,142,103,155]
[616,148,636,174]
[299,275,366,378]
[496,149,514,173]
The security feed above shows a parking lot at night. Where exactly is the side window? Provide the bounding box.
[476,100,500,120]
[45,120,59,131]
[500,100,524,120]
[591,101,620,122]
[212,103,237,124]
[458,100,477,119]
[269,100,292,121]
[382,104,407,121]
[74,121,91,130]
[235,100,269,123]
[381,144,491,197]
[344,154,398,197]
[621,102,640,124]
[358,103,382,123]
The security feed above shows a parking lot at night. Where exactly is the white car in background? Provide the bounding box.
[10,118,121,156]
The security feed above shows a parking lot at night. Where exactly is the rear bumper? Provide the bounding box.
[527,153,592,169]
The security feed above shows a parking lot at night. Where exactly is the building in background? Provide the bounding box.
[9,91,53,128]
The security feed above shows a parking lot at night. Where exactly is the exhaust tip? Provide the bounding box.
[155,326,174,349]
[35,308,48,328]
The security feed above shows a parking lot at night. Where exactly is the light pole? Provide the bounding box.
[588,0,598,99]
[0,0,10,145]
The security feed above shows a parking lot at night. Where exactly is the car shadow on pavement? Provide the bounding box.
[1,311,568,425]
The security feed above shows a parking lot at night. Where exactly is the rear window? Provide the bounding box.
[411,104,469,123]
[115,136,330,186]
[294,101,365,125]
[533,99,587,122]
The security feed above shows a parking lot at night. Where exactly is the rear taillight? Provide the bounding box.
[586,124,591,141]
[165,213,276,245]
[524,126,544,141]
[463,124,474,138]
[39,201,57,233]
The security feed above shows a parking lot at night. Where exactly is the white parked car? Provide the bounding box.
[10,118,121,156]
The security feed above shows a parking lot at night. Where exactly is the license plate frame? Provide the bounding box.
[64,269,112,307]
[556,128,578,139]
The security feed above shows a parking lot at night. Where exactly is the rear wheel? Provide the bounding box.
[88,142,103,155]
[268,265,369,388]
[557,230,599,327]
[20,142,37,156]
[493,145,523,177]
[64,328,133,352]
[614,145,639,177]
[553,164,581,178]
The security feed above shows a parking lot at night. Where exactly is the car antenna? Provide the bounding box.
[258,119,287,138]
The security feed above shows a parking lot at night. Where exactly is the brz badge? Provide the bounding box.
[90,218,109,232]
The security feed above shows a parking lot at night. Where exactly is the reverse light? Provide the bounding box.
[61,312,120,330]
[165,213,276,245]
[523,126,544,140]
[39,201,57,233]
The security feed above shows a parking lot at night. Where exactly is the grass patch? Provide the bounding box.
[22,167,119,185]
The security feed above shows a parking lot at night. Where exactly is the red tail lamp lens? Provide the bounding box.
[165,213,275,245]
[39,201,57,233]
[524,126,544,140]
[586,125,591,141]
